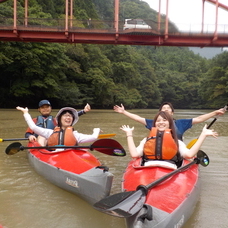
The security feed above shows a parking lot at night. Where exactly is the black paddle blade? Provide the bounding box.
[5,142,23,155]
[93,190,146,218]
[197,150,209,167]
[92,139,126,156]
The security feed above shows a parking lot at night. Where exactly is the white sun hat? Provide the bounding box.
[55,107,79,126]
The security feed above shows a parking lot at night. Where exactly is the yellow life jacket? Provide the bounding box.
[47,126,77,146]
[143,127,178,160]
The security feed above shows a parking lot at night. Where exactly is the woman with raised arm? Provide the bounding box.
[115,102,225,141]
[17,106,100,146]
[25,100,91,143]
[120,111,218,169]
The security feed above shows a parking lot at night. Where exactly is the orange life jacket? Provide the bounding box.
[143,128,178,160]
[47,126,77,146]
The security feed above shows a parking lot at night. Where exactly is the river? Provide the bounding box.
[0,108,228,228]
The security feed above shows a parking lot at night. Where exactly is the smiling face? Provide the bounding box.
[160,104,173,115]
[153,111,178,144]
[155,115,170,131]
[38,105,52,116]
[60,112,74,129]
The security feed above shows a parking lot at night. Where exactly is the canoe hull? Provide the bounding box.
[27,142,113,205]
[122,159,200,228]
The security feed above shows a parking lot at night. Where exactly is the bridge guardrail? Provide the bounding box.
[0,17,228,35]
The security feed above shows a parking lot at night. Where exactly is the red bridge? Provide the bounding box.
[0,0,228,47]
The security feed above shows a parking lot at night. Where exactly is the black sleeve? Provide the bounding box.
[77,110,86,117]
[25,132,38,138]
[25,132,33,138]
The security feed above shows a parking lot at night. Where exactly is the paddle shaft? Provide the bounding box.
[0,134,115,143]
[0,138,28,142]
[18,145,118,150]
[5,139,126,156]
[207,117,217,129]
[98,133,116,139]
[187,105,227,149]
[140,158,198,192]
[143,150,209,191]
[207,105,227,129]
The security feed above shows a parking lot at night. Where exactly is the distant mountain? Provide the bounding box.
[189,47,224,59]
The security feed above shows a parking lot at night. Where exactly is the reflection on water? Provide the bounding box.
[0,109,228,228]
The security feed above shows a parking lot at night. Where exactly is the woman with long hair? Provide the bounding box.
[120,111,218,169]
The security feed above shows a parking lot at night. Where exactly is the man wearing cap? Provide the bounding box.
[25,100,91,142]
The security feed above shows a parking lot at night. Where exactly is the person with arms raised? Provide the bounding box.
[25,99,91,142]
[120,111,218,169]
[114,102,225,140]
[18,106,100,147]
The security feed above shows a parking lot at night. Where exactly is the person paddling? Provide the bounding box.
[114,102,225,140]
[25,99,91,142]
[17,106,100,147]
[120,111,218,169]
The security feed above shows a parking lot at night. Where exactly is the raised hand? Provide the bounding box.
[215,107,227,116]
[120,125,134,136]
[114,104,125,113]
[202,124,218,138]
[84,103,91,112]
[16,106,29,114]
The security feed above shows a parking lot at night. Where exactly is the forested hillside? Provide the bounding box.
[0,0,227,109]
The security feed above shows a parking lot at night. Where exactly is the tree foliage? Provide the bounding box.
[0,0,226,109]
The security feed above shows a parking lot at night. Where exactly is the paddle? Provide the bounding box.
[98,133,116,139]
[0,134,116,143]
[5,139,126,156]
[0,138,28,142]
[93,150,209,218]
[187,104,227,149]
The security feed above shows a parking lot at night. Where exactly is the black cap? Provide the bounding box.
[38,100,51,107]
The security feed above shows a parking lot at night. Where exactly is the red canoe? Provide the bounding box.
[122,158,200,228]
[27,141,114,205]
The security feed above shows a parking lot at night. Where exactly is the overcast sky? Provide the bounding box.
[143,0,228,31]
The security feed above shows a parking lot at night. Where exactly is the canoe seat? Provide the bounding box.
[132,158,177,170]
